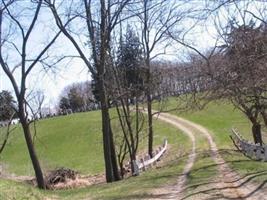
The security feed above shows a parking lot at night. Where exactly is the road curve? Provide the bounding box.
[146,111,267,200]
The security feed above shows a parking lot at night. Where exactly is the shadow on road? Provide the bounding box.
[114,149,267,199]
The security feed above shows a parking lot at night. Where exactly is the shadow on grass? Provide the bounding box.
[112,167,267,200]
[180,170,267,200]
[6,149,265,200]
[111,149,267,200]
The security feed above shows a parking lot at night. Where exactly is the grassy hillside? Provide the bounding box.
[0,109,191,176]
[159,98,267,146]
[0,109,191,199]
[0,111,104,175]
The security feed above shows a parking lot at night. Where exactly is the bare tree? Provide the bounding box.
[172,2,267,145]
[134,0,191,157]
[28,90,45,119]
[203,1,267,144]
[111,60,145,176]
[45,0,134,182]
[208,23,267,145]
[0,0,61,189]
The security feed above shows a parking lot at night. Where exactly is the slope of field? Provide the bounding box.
[0,111,104,175]
[0,109,191,199]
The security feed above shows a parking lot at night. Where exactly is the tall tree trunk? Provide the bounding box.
[99,84,114,182]
[145,55,154,158]
[147,93,153,158]
[109,126,120,181]
[20,117,45,189]
[98,76,119,182]
[119,160,124,179]
[252,122,263,145]
[130,153,137,175]
[99,0,119,182]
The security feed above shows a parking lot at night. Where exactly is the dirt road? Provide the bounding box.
[147,112,267,200]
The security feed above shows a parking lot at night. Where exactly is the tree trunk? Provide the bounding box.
[99,87,114,182]
[109,126,120,181]
[130,153,139,176]
[147,94,153,158]
[145,54,153,158]
[20,118,46,189]
[98,77,119,182]
[99,0,119,182]
[119,161,124,179]
[252,122,263,145]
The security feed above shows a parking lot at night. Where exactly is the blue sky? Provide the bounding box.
[1,0,264,109]
[0,1,91,108]
[0,1,219,108]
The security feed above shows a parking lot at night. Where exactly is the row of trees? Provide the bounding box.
[1,0,266,189]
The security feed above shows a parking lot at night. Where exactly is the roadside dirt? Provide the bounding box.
[0,172,105,190]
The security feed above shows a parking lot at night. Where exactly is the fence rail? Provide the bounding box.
[231,128,267,161]
[137,139,168,171]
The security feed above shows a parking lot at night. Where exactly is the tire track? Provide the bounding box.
[155,114,197,199]
[162,113,267,200]
[144,111,196,200]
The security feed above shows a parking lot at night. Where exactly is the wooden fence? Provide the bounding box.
[231,128,267,161]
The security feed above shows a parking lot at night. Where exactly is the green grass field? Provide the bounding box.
[0,109,191,199]
[1,98,267,199]
[0,111,104,175]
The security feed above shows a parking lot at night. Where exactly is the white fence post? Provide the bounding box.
[137,139,168,171]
